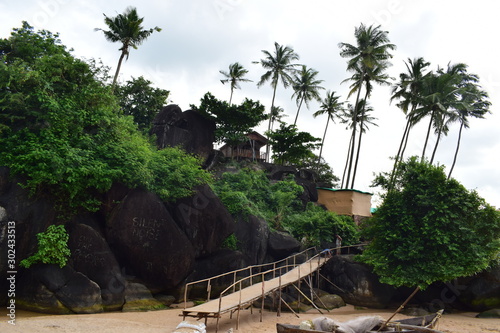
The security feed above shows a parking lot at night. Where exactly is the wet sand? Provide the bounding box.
[1,304,499,332]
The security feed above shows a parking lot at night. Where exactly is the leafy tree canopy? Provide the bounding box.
[362,157,500,289]
[0,23,211,215]
[295,155,340,188]
[192,92,267,145]
[267,123,321,165]
[115,76,169,133]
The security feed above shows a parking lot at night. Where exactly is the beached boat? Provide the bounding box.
[276,311,443,333]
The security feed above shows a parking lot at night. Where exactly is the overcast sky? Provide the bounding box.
[1,1,499,207]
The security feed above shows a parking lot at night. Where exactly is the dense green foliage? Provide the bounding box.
[286,202,359,247]
[362,157,500,289]
[115,76,169,133]
[267,123,321,165]
[20,225,71,268]
[213,167,358,246]
[193,92,267,145]
[0,23,211,214]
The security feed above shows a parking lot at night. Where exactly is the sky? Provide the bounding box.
[1,0,499,207]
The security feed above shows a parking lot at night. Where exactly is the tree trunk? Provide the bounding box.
[341,132,354,188]
[430,125,442,164]
[317,115,330,167]
[293,96,305,125]
[351,89,369,189]
[112,50,126,89]
[229,88,234,105]
[265,74,279,162]
[345,70,365,188]
[389,116,411,190]
[448,121,464,179]
[421,110,434,162]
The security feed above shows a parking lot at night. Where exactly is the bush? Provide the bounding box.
[20,225,71,268]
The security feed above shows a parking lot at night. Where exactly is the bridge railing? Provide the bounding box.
[183,246,319,308]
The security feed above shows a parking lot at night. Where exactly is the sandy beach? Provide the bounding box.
[1,304,499,333]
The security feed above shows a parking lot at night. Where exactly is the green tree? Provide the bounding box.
[193,92,267,146]
[291,65,324,125]
[255,42,300,161]
[338,23,395,188]
[0,23,210,214]
[295,154,340,188]
[95,6,161,87]
[313,91,345,168]
[115,76,169,133]
[219,62,252,104]
[269,105,286,131]
[366,157,500,290]
[267,123,321,165]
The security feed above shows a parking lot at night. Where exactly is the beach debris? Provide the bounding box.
[172,320,206,333]
[299,319,314,329]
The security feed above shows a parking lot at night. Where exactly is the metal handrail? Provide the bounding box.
[183,246,318,308]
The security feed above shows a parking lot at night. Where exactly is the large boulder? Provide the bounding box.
[267,230,301,260]
[170,184,234,258]
[17,264,103,314]
[151,105,215,160]
[67,222,125,311]
[322,255,396,309]
[234,214,269,265]
[106,188,195,292]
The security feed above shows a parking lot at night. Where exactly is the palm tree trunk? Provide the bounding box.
[351,89,369,189]
[345,70,365,188]
[341,132,354,188]
[430,125,442,164]
[293,96,305,125]
[112,50,126,88]
[265,75,279,162]
[448,122,464,179]
[229,88,234,105]
[389,116,411,189]
[317,116,330,166]
[421,111,434,162]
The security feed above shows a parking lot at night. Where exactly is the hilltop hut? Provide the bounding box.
[220,131,268,161]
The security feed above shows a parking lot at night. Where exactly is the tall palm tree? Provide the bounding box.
[345,61,393,188]
[339,101,378,187]
[96,7,161,88]
[338,23,395,188]
[291,65,324,125]
[389,57,430,188]
[256,42,300,161]
[313,91,344,167]
[270,105,286,131]
[447,82,490,179]
[219,62,252,104]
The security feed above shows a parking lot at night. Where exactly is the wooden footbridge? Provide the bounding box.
[181,247,336,332]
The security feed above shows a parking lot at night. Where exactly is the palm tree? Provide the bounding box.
[291,65,324,125]
[270,105,286,131]
[339,101,378,187]
[219,62,252,104]
[256,42,300,161]
[389,57,430,188]
[338,23,395,188]
[345,61,393,188]
[447,82,490,179]
[96,7,161,87]
[313,91,344,166]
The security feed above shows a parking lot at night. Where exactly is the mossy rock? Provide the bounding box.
[476,308,500,318]
[122,299,166,312]
[318,294,346,310]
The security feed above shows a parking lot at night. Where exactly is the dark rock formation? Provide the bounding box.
[170,184,234,258]
[122,282,165,312]
[106,188,195,292]
[457,265,500,311]
[267,230,301,261]
[151,105,215,160]
[17,264,103,314]
[234,214,269,265]
[322,255,396,309]
[67,222,125,311]
[265,165,298,181]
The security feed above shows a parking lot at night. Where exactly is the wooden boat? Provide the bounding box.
[276,311,443,333]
